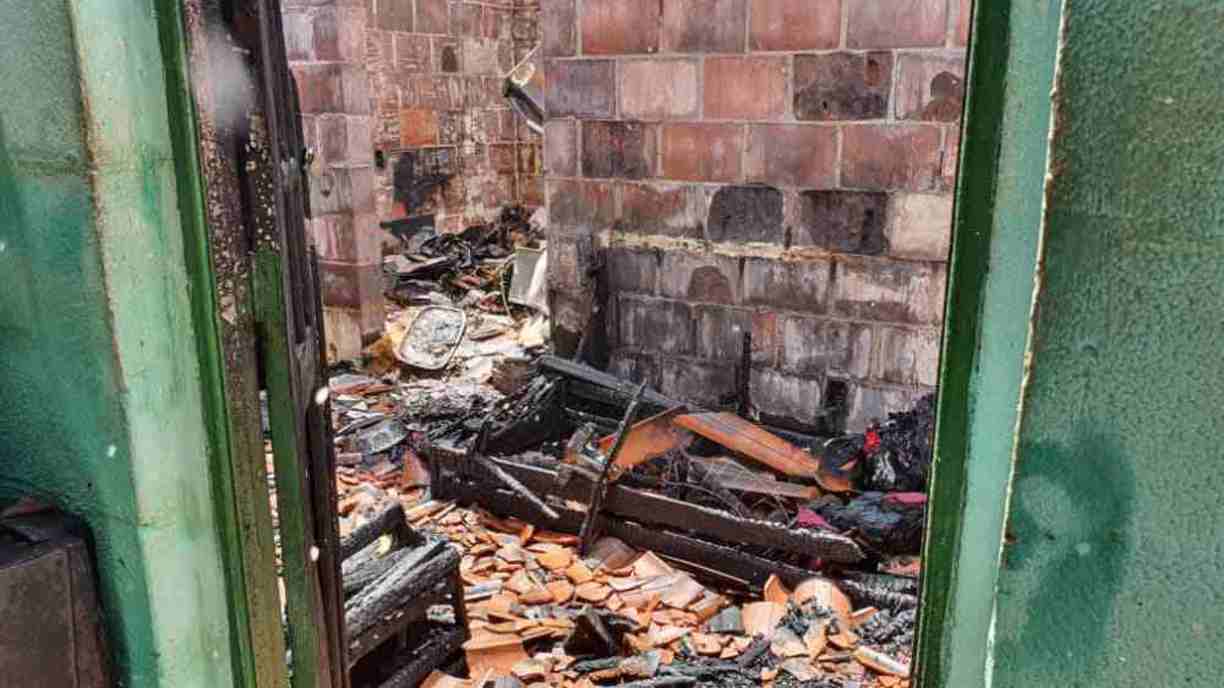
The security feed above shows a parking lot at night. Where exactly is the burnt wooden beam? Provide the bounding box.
[435,470,822,588]
[578,382,648,553]
[468,455,864,564]
[344,541,453,639]
[346,578,457,666]
[372,626,466,688]
[339,503,409,561]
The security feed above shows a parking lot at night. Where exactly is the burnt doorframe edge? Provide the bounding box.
[155,1,293,686]
[916,1,1064,686]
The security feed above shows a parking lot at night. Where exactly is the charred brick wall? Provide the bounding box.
[542,0,968,431]
[365,0,544,232]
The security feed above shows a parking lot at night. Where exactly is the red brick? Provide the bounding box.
[619,59,700,120]
[704,57,787,120]
[619,182,704,239]
[282,10,314,61]
[490,143,517,172]
[404,75,464,110]
[582,121,657,179]
[453,2,483,36]
[463,37,504,75]
[547,179,616,234]
[580,0,661,55]
[486,8,512,40]
[745,124,837,188]
[311,8,341,60]
[894,53,966,122]
[399,108,440,147]
[541,0,576,57]
[794,52,893,121]
[374,0,413,31]
[548,119,580,175]
[396,34,431,73]
[312,211,382,264]
[294,64,342,113]
[660,123,743,182]
[662,0,746,53]
[841,125,942,191]
[750,0,840,51]
[520,175,545,207]
[846,0,948,48]
[545,60,615,118]
[319,260,383,311]
[434,38,461,73]
[417,0,450,34]
[335,7,367,62]
[517,143,541,175]
[942,126,960,190]
[953,0,972,46]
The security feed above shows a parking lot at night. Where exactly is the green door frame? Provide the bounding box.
[916,1,1063,686]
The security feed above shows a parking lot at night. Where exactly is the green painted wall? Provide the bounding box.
[0,1,236,685]
[991,2,1224,685]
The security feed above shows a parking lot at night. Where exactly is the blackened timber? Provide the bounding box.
[344,541,453,639]
[438,473,820,588]
[579,382,648,553]
[540,356,677,409]
[371,626,466,688]
[472,417,560,521]
[340,503,410,561]
[346,579,456,664]
[472,455,864,563]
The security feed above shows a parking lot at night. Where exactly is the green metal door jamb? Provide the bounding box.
[915,1,1063,686]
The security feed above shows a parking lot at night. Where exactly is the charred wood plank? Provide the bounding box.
[579,382,648,553]
[472,417,560,521]
[435,472,820,588]
[470,455,864,564]
[339,503,409,561]
[347,579,456,664]
[372,625,466,688]
[344,541,454,639]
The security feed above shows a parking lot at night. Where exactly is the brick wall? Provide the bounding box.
[542,0,968,431]
[285,0,384,360]
[365,0,543,232]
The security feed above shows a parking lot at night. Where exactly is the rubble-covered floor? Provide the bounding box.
[329,206,929,688]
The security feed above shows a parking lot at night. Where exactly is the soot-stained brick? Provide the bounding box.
[798,190,889,255]
[794,52,893,121]
[707,186,784,244]
[582,121,656,179]
[687,266,735,303]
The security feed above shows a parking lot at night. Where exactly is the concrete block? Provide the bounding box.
[658,251,742,304]
[833,259,946,325]
[659,358,738,407]
[886,193,953,261]
[694,306,753,361]
[742,257,832,312]
[607,247,660,295]
[541,0,577,57]
[545,60,615,118]
[781,316,873,379]
[875,326,942,386]
[749,368,824,425]
[544,119,578,176]
[617,296,693,354]
[547,179,616,235]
